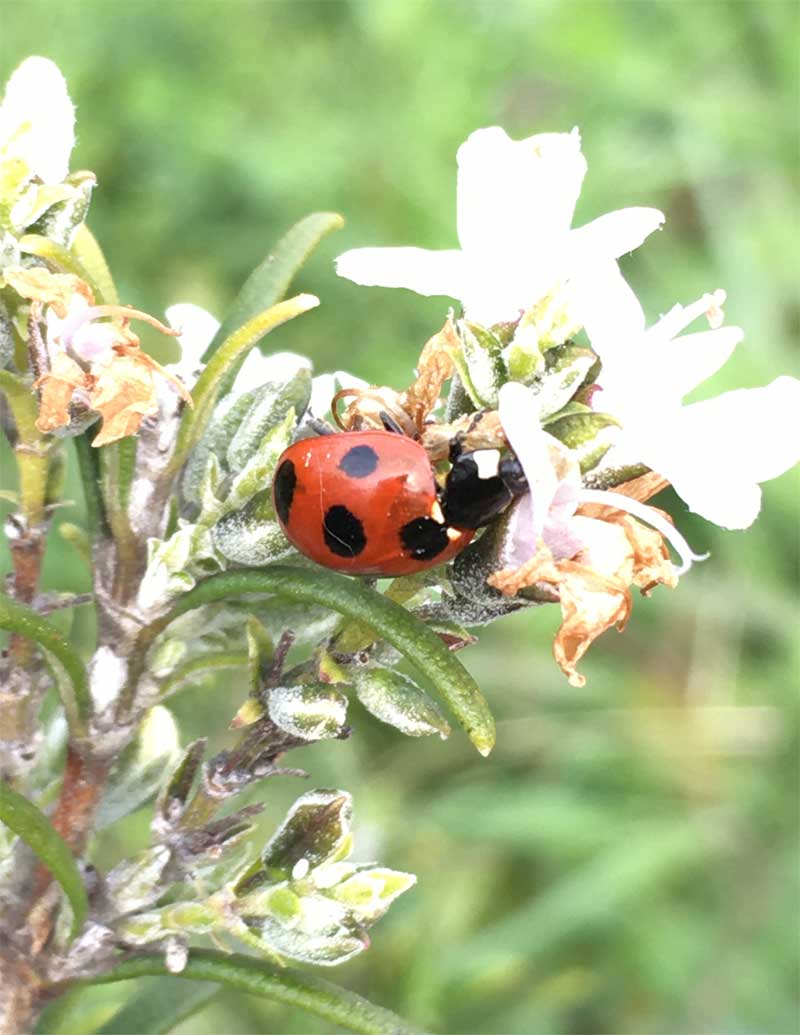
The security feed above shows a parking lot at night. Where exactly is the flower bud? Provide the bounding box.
[212,491,293,566]
[262,789,353,875]
[453,319,507,407]
[330,867,416,924]
[544,405,620,473]
[267,684,349,742]
[534,344,598,418]
[105,846,171,916]
[353,668,450,739]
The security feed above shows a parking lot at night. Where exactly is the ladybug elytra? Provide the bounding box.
[273,427,528,577]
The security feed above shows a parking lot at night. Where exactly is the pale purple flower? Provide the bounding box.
[498,382,705,574]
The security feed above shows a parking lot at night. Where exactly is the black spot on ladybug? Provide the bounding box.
[338,444,379,479]
[274,459,297,525]
[323,505,367,557]
[400,516,450,561]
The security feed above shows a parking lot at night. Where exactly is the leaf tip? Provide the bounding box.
[294,293,321,312]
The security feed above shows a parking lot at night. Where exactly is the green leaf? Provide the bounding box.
[0,593,91,735]
[181,355,310,505]
[354,668,451,739]
[157,651,248,700]
[159,738,207,814]
[261,789,352,874]
[70,223,119,305]
[171,295,319,477]
[73,432,107,541]
[26,171,96,246]
[98,436,138,575]
[97,979,217,1035]
[0,781,87,941]
[126,567,495,755]
[96,706,180,828]
[211,491,292,567]
[226,359,311,473]
[268,684,349,741]
[89,948,428,1035]
[204,211,344,361]
[19,233,98,290]
[545,408,621,473]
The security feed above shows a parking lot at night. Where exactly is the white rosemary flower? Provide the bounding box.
[0,56,74,185]
[336,126,664,327]
[576,263,800,529]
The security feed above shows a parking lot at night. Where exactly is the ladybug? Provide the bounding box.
[272,426,528,577]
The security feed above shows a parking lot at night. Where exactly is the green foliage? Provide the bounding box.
[91,949,429,1035]
[0,780,87,941]
[204,211,344,361]
[132,566,496,755]
[0,593,90,735]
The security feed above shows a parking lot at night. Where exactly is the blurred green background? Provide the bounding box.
[2,1,799,1033]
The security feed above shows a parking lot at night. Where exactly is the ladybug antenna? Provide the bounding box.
[330,387,363,430]
[331,387,401,430]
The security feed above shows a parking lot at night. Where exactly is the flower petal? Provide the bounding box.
[569,206,665,266]
[650,326,744,402]
[165,303,220,383]
[0,57,74,184]
[456,127,586,256]
[636,377,800,529]
[498,382,557,533]
[572,260,646,363]
[335,246,467,301]
[234,350,311,393]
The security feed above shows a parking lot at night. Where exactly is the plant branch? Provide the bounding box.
[117,566,495,755]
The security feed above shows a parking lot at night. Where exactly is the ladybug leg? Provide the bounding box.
[448,431,466,462]
[442,450,529,530]
[305,417,337,436]
[498,456,528,497]
[379,410,407,436]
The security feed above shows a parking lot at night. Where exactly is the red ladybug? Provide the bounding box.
[272,428,528,577]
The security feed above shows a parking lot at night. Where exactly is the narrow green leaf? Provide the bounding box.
[19,235,102,298]
[204,211,344,360]
[157,650,248,698]
[98,436,138,573]
[73,433,107,541]
[0,367,40,442]
[170,295,319,477]
[125,567,494,755]
[90,948,428,1035]
[0,781,88,941]
[97,978,217,1035]
[0,594,91,736]
[70,224,119,305]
